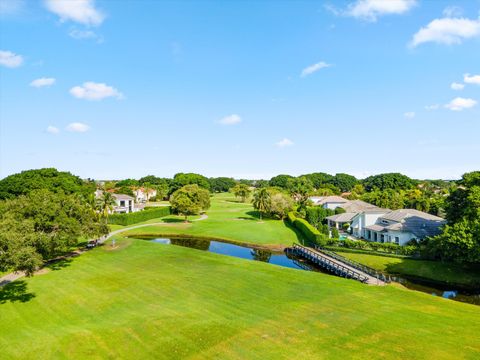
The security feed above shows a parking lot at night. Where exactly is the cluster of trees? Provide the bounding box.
[0,189,108,276]
[423,172,480,264]
[251,188,294,220]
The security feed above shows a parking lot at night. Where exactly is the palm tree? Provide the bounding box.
[252,188,271,220]
[96,191,117,218]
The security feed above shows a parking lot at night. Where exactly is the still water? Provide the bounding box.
[145,237,480,305]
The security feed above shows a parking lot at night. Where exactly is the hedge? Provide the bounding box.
[287,212,327,246]
[108,206,171,226]
[324,238,418,256]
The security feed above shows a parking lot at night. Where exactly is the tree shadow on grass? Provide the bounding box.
[0,281,36,304]
[45,258,73,271]
[162,218,187,223]
[246,210,262,219]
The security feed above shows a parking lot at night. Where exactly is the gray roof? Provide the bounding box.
[326,212,357,223]
[113,194,134,200]
[365,224,387,232]
[381,209,444,222]
[339,200,379,213]
[375,209,445,238]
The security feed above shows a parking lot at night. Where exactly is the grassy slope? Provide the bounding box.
[121,193,300,247]
[337,251,480,287]
[1,238,479,359]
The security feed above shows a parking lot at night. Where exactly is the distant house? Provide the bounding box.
[326,200,386,232]
[112,194,136,214]
[309,196,349,210]
[132,188,157,203]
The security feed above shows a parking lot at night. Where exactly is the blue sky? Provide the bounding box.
[1,0,479,180]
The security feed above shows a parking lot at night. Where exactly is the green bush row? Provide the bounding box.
[324,238,418,256]
[287,212,327,246]
[108,206,171,226]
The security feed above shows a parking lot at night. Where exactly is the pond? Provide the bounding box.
[142,237,480,306]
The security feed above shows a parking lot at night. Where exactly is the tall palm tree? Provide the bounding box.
[252,188,271,220]
[96,191,117,218]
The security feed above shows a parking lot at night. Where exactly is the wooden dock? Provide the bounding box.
[287,244,386,286]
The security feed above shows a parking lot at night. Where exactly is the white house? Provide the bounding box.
[112,194,136,214]
[362,209,445,245]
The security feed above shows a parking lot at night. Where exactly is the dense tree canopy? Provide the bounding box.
[425,172,480,264]
[331,173,358,192]
[269,174,294,188]
[0,190,108,275]
[362,173,417,191]
[115,178,140,188]
[0,168,94,200]
[170,173,211,195]
[300,172,335,189]
[231,184,251,202]
[209,177,236,192]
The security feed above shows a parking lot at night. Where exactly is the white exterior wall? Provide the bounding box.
[384,230,416,246]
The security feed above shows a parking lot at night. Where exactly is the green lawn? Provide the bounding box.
[0,237,478,359]
[118,193,301,248]
[337,251,480,287]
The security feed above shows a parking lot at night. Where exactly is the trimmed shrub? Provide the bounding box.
[108,206,171,226]
[287,211,297,224]
[331,227,339,239]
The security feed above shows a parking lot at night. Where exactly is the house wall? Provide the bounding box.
[384,230,416,246]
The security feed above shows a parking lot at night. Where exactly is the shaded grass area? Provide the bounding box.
[119,193,301,247]
[337,251,480,287]
[0,237,479,359]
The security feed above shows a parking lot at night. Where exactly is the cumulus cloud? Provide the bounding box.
[301,61,331,77]
[276,138,294,148]
[44,0,104,26]
[66,122,90,132]
[70,82,123,100]
[30,77,56,88]
[218,114,242,125]
[442,6,463,18]
[450,82,464,90]
[444,97,477,111]
[425,104,440,111]
[327,0,416,22]
[46,125,60,134]
[404,111,415,119]
[410,17,480,47]
[0,50,23,68]
[464,73,480,85]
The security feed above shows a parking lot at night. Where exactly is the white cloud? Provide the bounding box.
[301,61,331,77]
[464,73,480,85]
[444,97,477,111]
[30,77,56,88]
[66,122,90,132]
[451,82,464,90]
[218,114,242,125]
[425,104,440,111]
[276,138,294,148]
[46,125,60,134]
[340,0,417,21]
[69,82,123,100]
[0,50,23,68]
[44,0,104,26]
[410,17,480,47]
[404,111,415,119]
[68,29,102,42]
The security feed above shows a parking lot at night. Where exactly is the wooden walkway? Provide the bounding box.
[287,244,386,286]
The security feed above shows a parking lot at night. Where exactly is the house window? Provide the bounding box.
[381,220,389,224]
[120,200,125,207]
[367,230,371,240]
[395,236,400,244]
